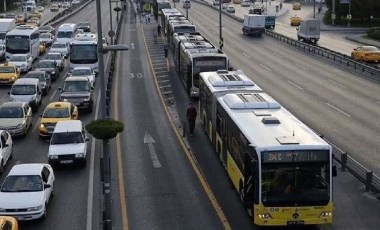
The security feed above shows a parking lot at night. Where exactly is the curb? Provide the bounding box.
[345,34,380,47]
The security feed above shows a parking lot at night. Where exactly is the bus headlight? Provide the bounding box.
[319,211,332,217]
[257,213,272,219]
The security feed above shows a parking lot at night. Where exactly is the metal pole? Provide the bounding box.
[219,0,222,50]
[186,8,188,19]
[3,0,6,12]
[109,0,114,45]
[313,0,316,19]
[96,0,112,229]
[348,0,351,27]
[332,0,335,25]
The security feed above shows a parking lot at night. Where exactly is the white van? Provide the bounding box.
[8,78,42,112]
[24,0,37,12]
[48,120,88,167]
[56,23,78,44]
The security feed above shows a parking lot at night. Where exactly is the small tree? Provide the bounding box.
[86,118,124,140]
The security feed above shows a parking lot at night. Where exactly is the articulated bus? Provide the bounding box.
[156,0,171,15]
[69,33,98,72]
[173,32,205,67]
[5,25,39,60]
[161,9,183,35]
[199,86,336,226]
[177,42,228,97]
[164,15,186,36]
[167,20,197,48]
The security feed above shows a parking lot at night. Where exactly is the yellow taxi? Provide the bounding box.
[293,2,301,10]
[0,63,20,85]
[290,15,302,26]
[0,216,18,230]
[15,15,25,24]
[39,102,79,138]
[351,46,380,62]
[39,41,46,55]
[28,11,42,19]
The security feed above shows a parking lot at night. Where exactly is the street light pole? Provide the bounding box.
[3,0,6,12]
[313,0,316,19]
[109,0,114,45]
[332,0,335,25]
[347,0,351,27]
[219,0,223,50]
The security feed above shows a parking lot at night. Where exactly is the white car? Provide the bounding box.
[0,163,54,221]
[39,33,54,47]
[0,130,12,174]
[48,120,88,167]
[70,67,95,87]
[50,42,70,58]
[8,54,33,73]
[45,52,64,71]
[241,0,250,7]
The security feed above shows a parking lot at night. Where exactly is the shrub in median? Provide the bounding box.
[86,118,124,140]
[367,27,380,40]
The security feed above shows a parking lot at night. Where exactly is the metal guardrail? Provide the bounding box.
[191,0,380,194]
[265,30,380,79]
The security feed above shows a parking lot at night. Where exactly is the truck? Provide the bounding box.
[242,14,265,36]
[297,19,320,44]
[0,19,16,45]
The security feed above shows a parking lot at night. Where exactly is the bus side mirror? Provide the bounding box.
[332,165,337,177]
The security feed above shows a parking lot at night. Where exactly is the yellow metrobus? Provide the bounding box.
[199,70,336,227]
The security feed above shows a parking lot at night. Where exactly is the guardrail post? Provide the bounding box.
[341,152,347,171]
[365,171,373,192]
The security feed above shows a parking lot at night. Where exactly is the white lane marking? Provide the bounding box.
[295,63,307,70]
[260,64,272,72]
[49,89,58,101]
[86,53,111,230]
[327,79,347,89]
[243,52,250,58]
[144,131,162,168]
[230,44,236,48]
[326,103,351,117]
[287,80,303,90]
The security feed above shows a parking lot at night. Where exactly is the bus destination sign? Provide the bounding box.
[262,151,329,163]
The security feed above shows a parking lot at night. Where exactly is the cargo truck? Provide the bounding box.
[297,19,320,44]
[242,14,265,36]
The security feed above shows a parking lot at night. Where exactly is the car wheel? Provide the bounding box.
[0,160,4,174]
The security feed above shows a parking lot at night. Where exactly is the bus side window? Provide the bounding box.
[216,115,222,133]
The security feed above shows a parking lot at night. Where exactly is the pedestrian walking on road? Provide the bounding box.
[186,103,197,137]
[157,24,162,36]
[148,14,151,23]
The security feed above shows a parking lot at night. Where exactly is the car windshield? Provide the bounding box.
[57,31,73,39]
[11,85,36,95]
[51,132,84,144]
[43,107,69,118]
[52,43,66,48]
[10,56,26,62]
[39,33,50,38]
[0,107,23,118]
[46,54,60,60]
[26,73,46,82]
[1,175,43,192]
[36,62,54,68]
[72,69,91,76]
[0,67,15,73]
[63,81,90,92]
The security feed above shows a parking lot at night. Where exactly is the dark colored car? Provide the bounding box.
[77,22,91,32]
[0,45,5,62]
[39,25,55,36]
[59,76,94,112]
[25,71,51,95]
[35,60,59,81]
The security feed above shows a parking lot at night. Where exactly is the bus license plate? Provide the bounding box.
[287,220,304,225]
[60,160,73,164]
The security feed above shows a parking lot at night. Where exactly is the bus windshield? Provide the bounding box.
[6,36,30,53]
[173,26,196,33]
[70,44,97,64]
[193,57,227,87]
[57,31,73,39]
[261,163,330,206]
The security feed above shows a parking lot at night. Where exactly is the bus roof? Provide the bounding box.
[174,32,205,43]
[200,70,262,93]
[217,93,330,151]
[6,25,39,36]
[161,8,181,15]
[181,41,214,50]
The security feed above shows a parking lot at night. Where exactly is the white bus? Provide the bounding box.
[207,91,335,226]
[5,25,39,60]
[56,23,78,44]
[176,41,228,97]
[69,33,98,72]
[167,20,196,48]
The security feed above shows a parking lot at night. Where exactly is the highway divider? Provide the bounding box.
[190,0,380,194]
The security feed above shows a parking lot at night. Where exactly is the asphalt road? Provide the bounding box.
[0,1,116,229]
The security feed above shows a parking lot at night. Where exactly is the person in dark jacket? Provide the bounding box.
[186,103,197,136]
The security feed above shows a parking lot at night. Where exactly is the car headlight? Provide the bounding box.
[320,211,332,217]
[40,123,45,128]
[49,155,58,159]
[257,213,272,219]
[16,123,24,129]
[84,96,91,101]
[11,76,16,80]
[75,153,84,158]
[27,205,43,212]
[51,71,55,75]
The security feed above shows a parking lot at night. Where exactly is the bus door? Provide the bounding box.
[243,152,257,208]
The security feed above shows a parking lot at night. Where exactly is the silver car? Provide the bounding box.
[50,42,70,58]
[0,102,32,137]
[69,67,95,87]
[45,52,64,71]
